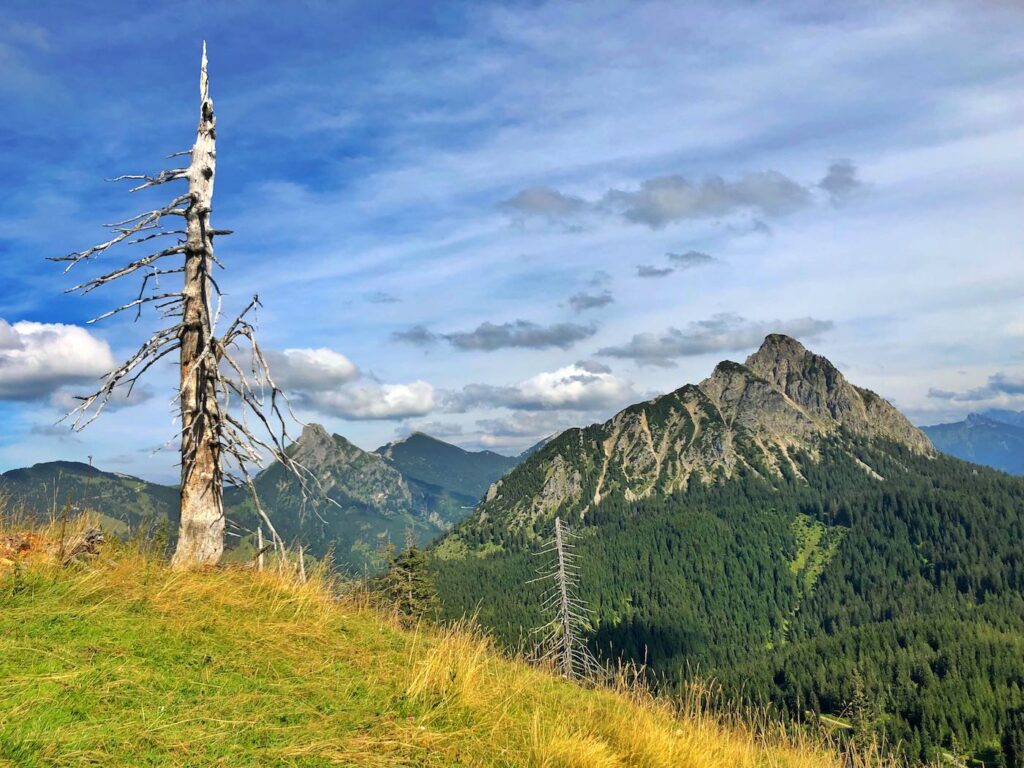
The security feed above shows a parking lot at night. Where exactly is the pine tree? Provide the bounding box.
[1003,709,1024,768]
[379,535,439,624]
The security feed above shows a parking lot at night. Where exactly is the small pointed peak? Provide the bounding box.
[744,334,818,377]
[753,333,808,359]
[298,423,331,444]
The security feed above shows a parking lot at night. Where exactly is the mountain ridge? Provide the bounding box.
[922,410,1024,475]
[477,334,932,531]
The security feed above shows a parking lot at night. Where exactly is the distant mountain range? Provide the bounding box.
[0,426,530,570]
[431,335,1024,762]
[922,410,1024,475]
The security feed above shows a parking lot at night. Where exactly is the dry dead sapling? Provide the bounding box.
[530,515,599,680]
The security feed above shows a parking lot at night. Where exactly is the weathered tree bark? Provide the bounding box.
[172,44,224,568]
[54,44,316,571]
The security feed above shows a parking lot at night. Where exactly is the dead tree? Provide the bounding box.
[530,516,598,680]
[52,44,304,568]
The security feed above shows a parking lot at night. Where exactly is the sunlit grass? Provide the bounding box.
[1,516,901,767]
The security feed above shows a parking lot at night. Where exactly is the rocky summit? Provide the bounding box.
[480,334,932,528]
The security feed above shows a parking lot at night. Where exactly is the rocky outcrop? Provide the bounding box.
[468,335,934,529]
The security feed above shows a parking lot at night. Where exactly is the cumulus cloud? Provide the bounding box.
[500,186,587,219]
[818,159,863,206]
[264,346,435,421]
[447,363,634,412]
[636,264,674,278]
[598,313,834,367]
[0,319,116,401]
[927,372,1024,403]
[264,348,360,391]
[297,380,436,420]
[667,250,715,269]
[568,290,614,312]
[587,270,612,287]
[575,359,612,374]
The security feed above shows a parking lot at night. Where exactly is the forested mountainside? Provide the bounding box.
[431,335,1024,762]
[0,461,178,536]
[923,411,1024,475]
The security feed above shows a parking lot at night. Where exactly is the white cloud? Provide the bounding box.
[448,363,634,412]
[265,347,360,391]
[264,345,435,421]
[298,380,436,421]
[0,319,115,401]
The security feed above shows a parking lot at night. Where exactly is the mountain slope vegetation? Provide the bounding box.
[0,528,877,768]
[431,335,1024,763]
[0,461,178,535]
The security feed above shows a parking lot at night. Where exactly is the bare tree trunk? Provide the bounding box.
[553,517,575,678]
[55,43,317,572]
[256,526,265,572]
[172,43,224,568]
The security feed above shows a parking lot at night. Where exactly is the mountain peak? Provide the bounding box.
[291,423,342,465]
[744,333,830,384]
[299,422,331,443]
[750,333,809,363]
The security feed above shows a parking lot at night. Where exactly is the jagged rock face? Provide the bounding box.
[477,335,933,529]
[288,424,412,512]
[744,334,932,453]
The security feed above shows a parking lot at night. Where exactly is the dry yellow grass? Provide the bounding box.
[0,518,899,767]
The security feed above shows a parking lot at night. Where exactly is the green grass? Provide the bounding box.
[0,529,890,767]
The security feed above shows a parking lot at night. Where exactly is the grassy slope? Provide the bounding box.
[1,536,884,768]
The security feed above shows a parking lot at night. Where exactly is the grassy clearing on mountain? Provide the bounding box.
[1,517,893,768]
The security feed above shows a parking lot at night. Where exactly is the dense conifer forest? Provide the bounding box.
[432,435,1024,762]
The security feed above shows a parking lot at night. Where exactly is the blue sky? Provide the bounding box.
[1,1,1023,482]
